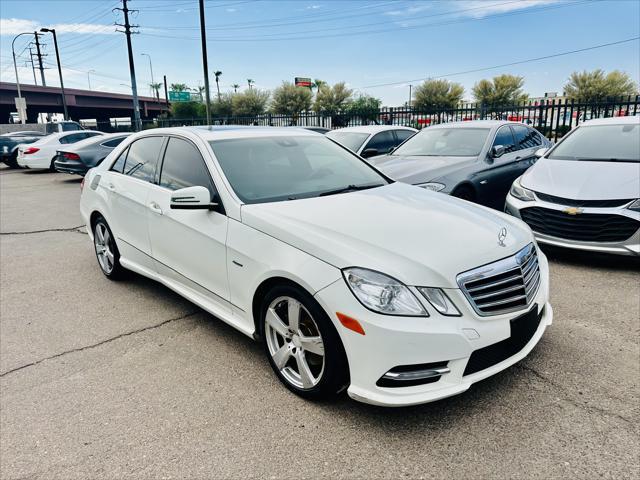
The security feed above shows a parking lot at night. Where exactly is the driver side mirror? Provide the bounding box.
[535,147,549,158]
[490,145,506,158]
[170,186,217,211]
[361,148,379,158]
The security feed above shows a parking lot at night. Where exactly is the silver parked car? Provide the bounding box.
[54,132,131,176]
[326,125,417,158]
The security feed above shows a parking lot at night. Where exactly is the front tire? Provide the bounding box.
[452,185,476,202]
[260,284,349,401]
[93,216,125,280]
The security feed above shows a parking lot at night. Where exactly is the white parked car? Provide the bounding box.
[506,116,640,256]
[80,127,552,407]
[326,125,417,158]
[17,130,104,170]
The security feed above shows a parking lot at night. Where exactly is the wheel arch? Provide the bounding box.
[451,181,477,200]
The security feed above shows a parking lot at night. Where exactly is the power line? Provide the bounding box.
[357,37,640,89]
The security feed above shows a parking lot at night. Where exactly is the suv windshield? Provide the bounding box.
[326,131,369,152]
[392,127,490,157]
[548,123,639,162]
[209,136,387,204]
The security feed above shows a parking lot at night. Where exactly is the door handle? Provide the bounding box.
[148,202,163,215]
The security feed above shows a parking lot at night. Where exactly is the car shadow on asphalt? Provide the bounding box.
[540,245,640,272]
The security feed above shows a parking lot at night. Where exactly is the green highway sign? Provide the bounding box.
[168,91,192,102]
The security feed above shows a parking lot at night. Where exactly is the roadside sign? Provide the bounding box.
[14,97,27,123]
[168,91,192,102]
[295,77,312,88]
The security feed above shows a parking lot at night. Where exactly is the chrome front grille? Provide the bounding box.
[457,243,541,316]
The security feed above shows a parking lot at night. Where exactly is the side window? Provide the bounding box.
[366,130,395,154]
[110,146,129,173]
[493,126,516,153]
[394,130,415,145]
[159,137,216,199]
[513,125,540,150]
[124,136,164,182]
[102,137,126,148]
[84,132,103,140]
[60,133,83,144]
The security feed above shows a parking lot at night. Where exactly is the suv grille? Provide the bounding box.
[520,207,639,242]
[457,243,540,316]
[534,192,633,208]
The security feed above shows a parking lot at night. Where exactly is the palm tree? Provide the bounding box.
[149,82,162,101]
[214,70,222,101]
[231,83,240,93]
[194,85,206,102]
[170,83,189,92]
[247,79,254,90]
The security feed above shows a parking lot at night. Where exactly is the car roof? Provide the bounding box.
[137,126,321,142]
[428,120,518,129]
[580,115,639,126]
[328,125,417,134]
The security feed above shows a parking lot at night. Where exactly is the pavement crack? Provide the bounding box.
[515,364,634,426]
[0,225,86,236]
[0,311,199,378]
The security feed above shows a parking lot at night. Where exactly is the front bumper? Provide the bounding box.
[313,248,552,407]
[505,193,640,256]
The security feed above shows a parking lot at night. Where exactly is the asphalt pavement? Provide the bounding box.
[1,165,638,479]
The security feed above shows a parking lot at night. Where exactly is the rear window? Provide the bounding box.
[548,124,639,162]
[326,131,369,152]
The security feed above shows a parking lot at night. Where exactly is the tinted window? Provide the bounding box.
[59,133,83,144]
[548,124,639,162]
[394,128,490,157]
[394,129,415,145]
[61,123,82,132]
[493,126,516,153]
[366,131,395,154]
[124,136,164,182]
[110,146,129,173]
[84,132,103,139]
[326,131,369,152]
[513,125,541,150]
[102,137,127,148]
[160,137,215,199]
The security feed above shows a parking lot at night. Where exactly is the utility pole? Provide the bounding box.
[141,53,155,99]
[163,75,169,108]
[408,84,412,108]
[198,0,212,125]
[33,32,47,86]
[40,28,68,120]
[115,0,142,131]
[28,46,38,85]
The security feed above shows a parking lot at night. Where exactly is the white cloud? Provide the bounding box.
[226,8,237,12]
[0,17,116,36]
[385,4,432,16]
[306,5,322,10]
[385,0,559,18]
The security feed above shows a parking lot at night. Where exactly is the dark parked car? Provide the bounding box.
[369,121,552,209]
[54,132,131,176]
[0,131,45,168]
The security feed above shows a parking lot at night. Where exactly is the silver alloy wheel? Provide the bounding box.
[265,296,325,390]
[94,222,115,274]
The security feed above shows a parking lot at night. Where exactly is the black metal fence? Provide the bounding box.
[125,95,640,142]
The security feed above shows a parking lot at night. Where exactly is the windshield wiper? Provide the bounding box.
[319,183,384,197]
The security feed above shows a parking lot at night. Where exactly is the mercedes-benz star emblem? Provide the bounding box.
[498,227,508,247]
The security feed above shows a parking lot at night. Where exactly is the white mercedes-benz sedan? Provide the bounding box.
[506,116,640,256]
[80,126,552,407]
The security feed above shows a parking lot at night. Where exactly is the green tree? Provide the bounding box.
[171,101,201,118]
[313,82,353,114]
[472,74,528,106]
[271,82,313,123]
[247,78,255,90]
[231,83,240,93]
[214,70,222,101]
[232,89,270,116]
[193,85,206,102]
[170,83,189,92]
[211,93,234,116]
[149,82,162,100]
[345,94,382,124]
[413,79,464,111]
[564,69,638,101]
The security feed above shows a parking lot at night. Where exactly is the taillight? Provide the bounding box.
[63,152,81,161]
[23,147,39,154]
[80,176,85,192]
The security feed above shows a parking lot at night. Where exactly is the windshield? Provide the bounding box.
[326,131,369,152]
[392,127,490,157]
[209,136,387,204]
[548,124,639,162]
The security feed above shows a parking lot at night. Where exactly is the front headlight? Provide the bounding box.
[417,287,461,316]
[510,177,535,202]
[343,268,427,316]
[627,199,640,212]
[418,182,446,192]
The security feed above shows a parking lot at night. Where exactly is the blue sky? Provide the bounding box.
[1,0,639,106]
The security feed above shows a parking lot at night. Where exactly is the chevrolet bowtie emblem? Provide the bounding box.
[563,207,583,215]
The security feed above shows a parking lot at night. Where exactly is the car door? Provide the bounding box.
[475,125,522,209]
[101,135,165,274]
[146,135,231,312]
[361,130,396,157]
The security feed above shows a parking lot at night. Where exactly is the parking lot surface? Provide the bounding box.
[1,166,638,479]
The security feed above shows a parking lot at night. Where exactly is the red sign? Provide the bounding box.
[295,77,312,87]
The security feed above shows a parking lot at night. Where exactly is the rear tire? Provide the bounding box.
[5,152,19,169]
[49,158,57,172]
[92,216,126,280]
[260,283,349,401]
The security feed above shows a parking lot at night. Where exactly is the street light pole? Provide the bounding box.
[87,69,95,90]
[141,53,156,99]
[198,0,212,125]
[40,28,69,120]
[11,32,32,124]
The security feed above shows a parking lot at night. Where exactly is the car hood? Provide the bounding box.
[368,154,477,184]
[522,158,640,199]
[240,182,532,288]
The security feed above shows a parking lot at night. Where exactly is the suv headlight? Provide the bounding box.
[417,182,446,192]
[510,177,535,202]
[628,199,640,212]
[343,268,427,316]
